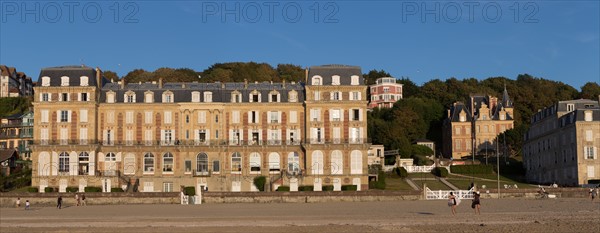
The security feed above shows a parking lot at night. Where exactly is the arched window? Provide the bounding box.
[78,152,89,175]
[144,91,154,103]
[311,76,322,85]
[196,153,208,172]
[41,76,50,86]
[332,75,340,85]
[288,90,298,103]
[191,91,200,102]
[231,91,242,103]
[250,152,261,172]
[249,90,261,103]
[105,152,116,161]
[106,91,115,103]
[163,152,173,172]
[311,151,323,175]
[60,76,70,86]
[268,152,280,172]
[331,150,343,175]
[204,91,213,103]
[350,150,362,174]
[268,91,280,103]
[231,152,242,172]
[144,153,154,173]
[80,76,89,86]
[287,152,300,174]
[59,152,69,173]
[124,91,136,103]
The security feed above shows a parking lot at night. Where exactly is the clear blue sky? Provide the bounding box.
[1,1,598,90]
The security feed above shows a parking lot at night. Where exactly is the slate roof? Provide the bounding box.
[448,102,472,122]
[0,149,18,162]
[38,66,108,87]
[307,65,363,85]
[100,81,306,103]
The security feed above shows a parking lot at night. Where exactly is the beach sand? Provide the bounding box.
[1,198,599,232]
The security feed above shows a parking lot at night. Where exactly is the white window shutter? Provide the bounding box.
[56,111,60,122]
[68,110,72,122]
[267,111,271,123]
[358,92,362,100]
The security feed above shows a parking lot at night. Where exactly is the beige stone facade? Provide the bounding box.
[523,98,600,186]
[31,65,370,193]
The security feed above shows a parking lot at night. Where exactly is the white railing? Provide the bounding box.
[404,165,435,173]
[425,187,474,200]
[383,165,396,172]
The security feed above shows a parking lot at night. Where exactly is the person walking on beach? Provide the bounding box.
[57,196,62,209]
[16,197,20,208]
[25,200,30,210]
[75,193,80,206]
[591,188,597,202]
[448,192,457,215]
[472,191,481,215]
[81,194,86,206]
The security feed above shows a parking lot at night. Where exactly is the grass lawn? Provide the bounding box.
[407,173,437,179]
[385,177,417,191]
[447,173,534,189]
[411,179,450,190]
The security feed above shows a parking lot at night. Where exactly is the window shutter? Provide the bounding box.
[267,111,271,123]
[56,111,60,123]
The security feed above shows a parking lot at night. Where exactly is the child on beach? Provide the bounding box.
[25,200,30,210]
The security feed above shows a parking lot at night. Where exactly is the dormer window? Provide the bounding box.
[311,76,322,85]
[231,91,242,103]
[144,91,154,103]
[106,91,115,103]
[204,91,212,103]
[191,91,200,103]
[41,76,50,86]
[250,90,261,103]
[332,75,340,85]
[80,76,89,86]
[124,91,136,103]
[162,91,173,103]
[566,104,575,112]
[61,76,70,86]
[288,90,298,103]
[269,91,280,102]
[500,114,506,120]
[351,75,360,85]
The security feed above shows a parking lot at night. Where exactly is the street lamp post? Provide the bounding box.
[497,136,500,199]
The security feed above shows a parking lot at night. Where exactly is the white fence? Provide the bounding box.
[425,187,474,200]
[383,165,396,172]
[403,165,451,173]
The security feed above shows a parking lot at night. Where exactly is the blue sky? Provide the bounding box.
[1,0,598,90]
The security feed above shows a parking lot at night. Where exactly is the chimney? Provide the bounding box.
[120,77,125,89]
[182,83,186,88]
[244,79,248,89]
[95,67,103,87]
[221,82,225,89]
[159,78,163,88]
[447,109,451,118]
[305,68,309,83]
[282,79,286,89]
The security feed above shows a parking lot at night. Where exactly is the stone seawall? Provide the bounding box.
[0,188,590,207]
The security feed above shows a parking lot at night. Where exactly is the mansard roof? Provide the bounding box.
[38,66,108,87]
[448,102,473,122]
[100,81,305,103]
[307,65,363,85]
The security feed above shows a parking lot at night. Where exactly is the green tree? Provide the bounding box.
[580,82,600,99]
[103,70,120,81]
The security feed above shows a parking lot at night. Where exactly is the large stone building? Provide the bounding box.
[31,65,370,193]
[442,88,514,159]
[1,65,33,98]
[523,98,600,186]
[368,77,403,109]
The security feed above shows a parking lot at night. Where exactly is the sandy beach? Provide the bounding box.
[1,198,599,233]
